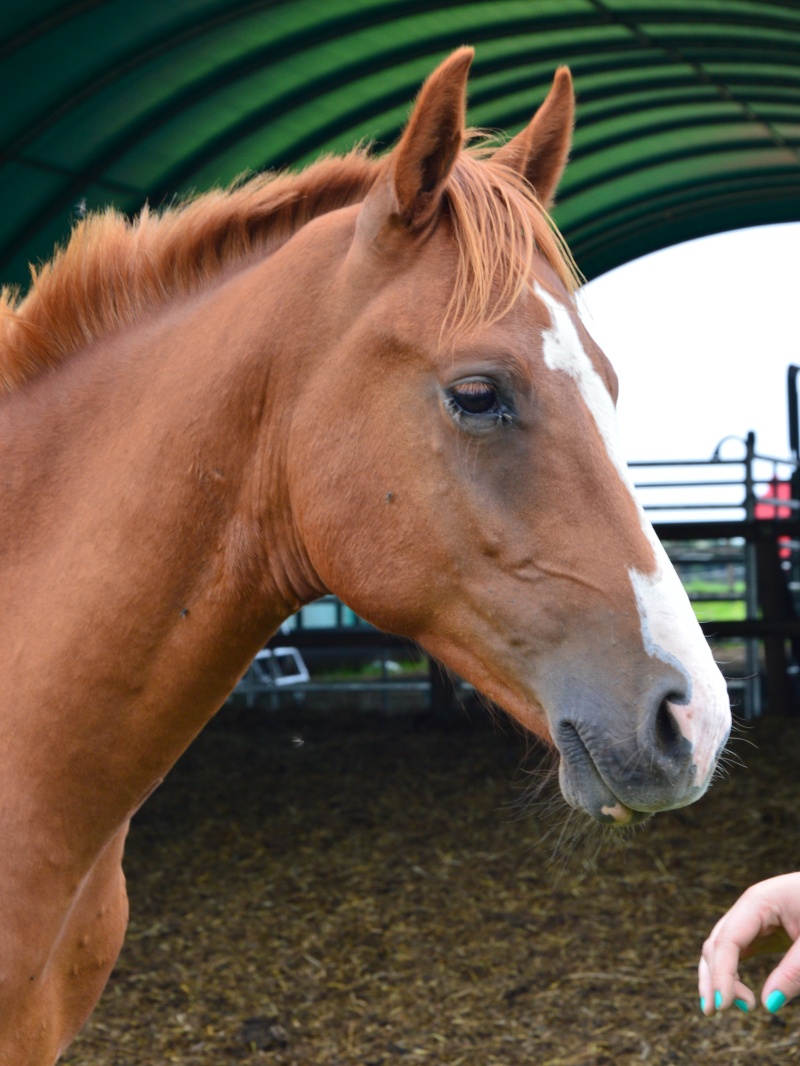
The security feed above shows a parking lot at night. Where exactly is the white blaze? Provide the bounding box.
[535,283,730,787]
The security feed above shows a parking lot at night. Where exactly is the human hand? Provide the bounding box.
[699,873,800,1015]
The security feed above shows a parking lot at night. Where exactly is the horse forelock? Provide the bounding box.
[443,140,581,341]
[0,136,580,393]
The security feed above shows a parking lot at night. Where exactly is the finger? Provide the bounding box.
[731,978,757,1014]
[703,900,774,1011]
[706,932,748,1010]
[762,937,800,1013]
[699,949,756,1015]
[701,922,764,1012]
[698,954,714,1014]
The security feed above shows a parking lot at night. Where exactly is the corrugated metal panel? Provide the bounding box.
[1,0,798,285]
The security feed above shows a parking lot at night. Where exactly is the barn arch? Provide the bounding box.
[1,1,798,288]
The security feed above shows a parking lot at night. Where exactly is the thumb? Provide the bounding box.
[763,938,800,1013]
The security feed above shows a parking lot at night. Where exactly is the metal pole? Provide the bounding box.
[743,430,761,718]
[788,365,800,463]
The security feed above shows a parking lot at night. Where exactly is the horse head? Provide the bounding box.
[283,49,731,825]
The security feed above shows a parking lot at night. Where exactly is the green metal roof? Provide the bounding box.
[2,0,799,288]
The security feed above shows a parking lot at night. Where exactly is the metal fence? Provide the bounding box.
[633,429,800,719]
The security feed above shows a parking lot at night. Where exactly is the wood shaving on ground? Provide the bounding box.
[62,697,800,1066]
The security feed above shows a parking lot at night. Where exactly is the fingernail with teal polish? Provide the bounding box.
[700,997,706,1014]
[766,990,787,1013]
[734,998,749,1013]
[714,990,723,1010]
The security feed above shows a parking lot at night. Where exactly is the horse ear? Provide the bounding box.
[391,46,473,229]
[493,67,574,208]
[358,48,473,244]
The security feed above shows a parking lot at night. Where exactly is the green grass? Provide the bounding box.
[314,658,426,682]
[690,599,747,622]
[681,578,747,623]
[681,578,746,597]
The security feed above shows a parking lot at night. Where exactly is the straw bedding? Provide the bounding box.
[63,697,800,1065]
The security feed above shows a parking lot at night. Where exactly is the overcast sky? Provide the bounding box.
[578,223,800,518]
[580,222,800,464]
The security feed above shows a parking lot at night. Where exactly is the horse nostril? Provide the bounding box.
[654,695,685,755]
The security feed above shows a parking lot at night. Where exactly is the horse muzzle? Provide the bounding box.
[550,674,731,826]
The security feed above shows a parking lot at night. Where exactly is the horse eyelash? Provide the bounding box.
[443,395,513,426]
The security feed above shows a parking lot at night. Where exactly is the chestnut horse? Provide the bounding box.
[0,49,729,1062]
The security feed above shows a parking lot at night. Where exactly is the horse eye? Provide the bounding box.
[450,381,499,415]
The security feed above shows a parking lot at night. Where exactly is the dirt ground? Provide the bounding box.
[62,695,800,1065]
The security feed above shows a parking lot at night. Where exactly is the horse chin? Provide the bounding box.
[557,740,652,828]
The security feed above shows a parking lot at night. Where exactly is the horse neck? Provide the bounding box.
[11,258,322,588]
[0,252,328,861]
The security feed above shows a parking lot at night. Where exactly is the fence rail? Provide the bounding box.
[634,429,800,719]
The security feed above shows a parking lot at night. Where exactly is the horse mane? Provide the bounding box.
[0,152,379,393]
[0,141,579,393]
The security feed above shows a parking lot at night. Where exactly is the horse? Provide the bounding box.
[0,48,730,1063]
